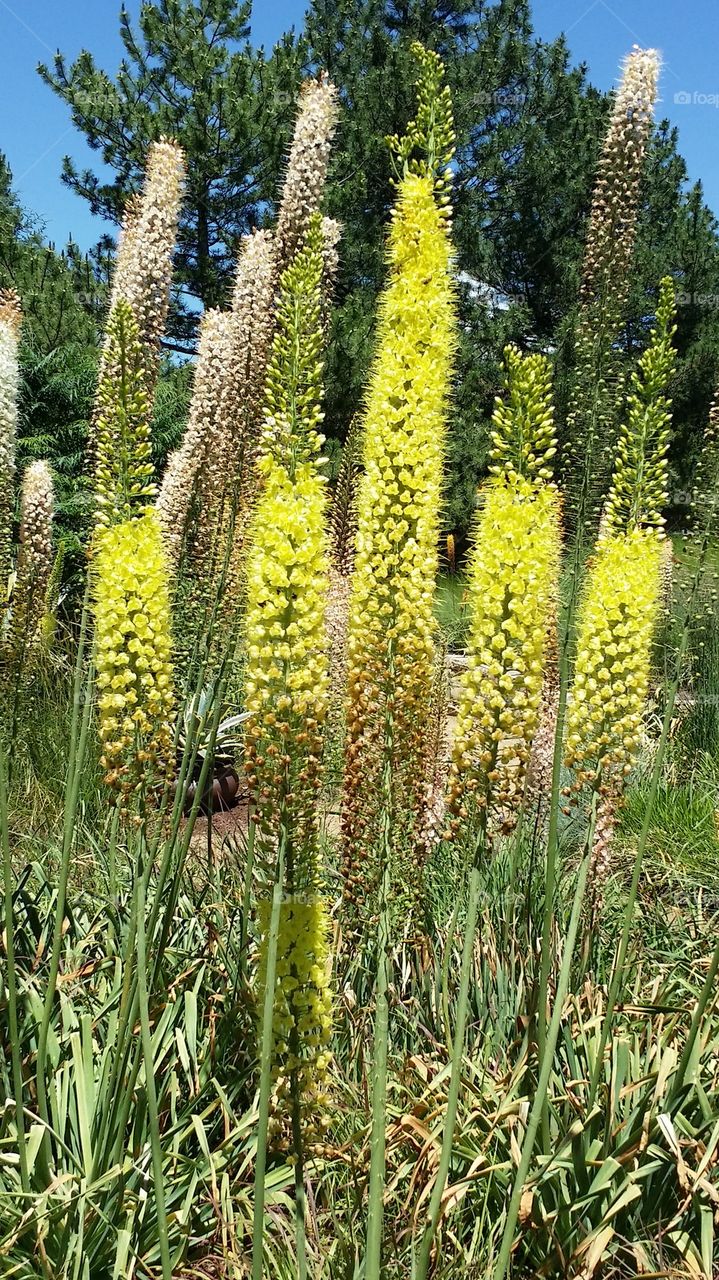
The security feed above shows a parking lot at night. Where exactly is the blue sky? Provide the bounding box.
[0,0,718,252]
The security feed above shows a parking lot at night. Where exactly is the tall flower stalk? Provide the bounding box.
[3,460,55,682]
[447,346,561,837]
[157,75,339,617]
[0,290,21,614]
[537,46,661,1099]
[338,45,457,1280]
[90,173,178,801]
[565,277,677,819]
[564,47,660,537]
[341,45,457,921]
[494,285,689,1280]
[244,215,332,1280]
[416,345,560,1280]
[92,141,184,534]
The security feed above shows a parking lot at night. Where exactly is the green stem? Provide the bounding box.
[364,861,390,1279]
[35,599,93,1179]
[289,1056,308,1280]
[240,808,257,985]
[136,833,172,1280]
[363,676,396,1280]
[588,521,711,1107]
[415,855,482,1280]
[0,742,30,1193]
[251,836,287,1280]
[537,550,581,1148]
[492,802,597,1280]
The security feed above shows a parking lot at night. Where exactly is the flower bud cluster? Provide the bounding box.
[94,299,156,532]
[603,276,676,537]
[565,48,660,533]
[580,48,660,316]
[275,75,339,273]
[5,461,54,657]
[108,138,185,396]
[489,345,557,483]
[0,290,21,600]
[156,308,242,567]
[387,43,455,214]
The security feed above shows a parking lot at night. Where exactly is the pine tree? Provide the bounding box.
[0,154,103,353]
[39,0,302,342]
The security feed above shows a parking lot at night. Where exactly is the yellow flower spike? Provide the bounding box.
[565,526,663,790]
[567,276,677,818]
[93,511,174,799]
[447,346,561,836]
[342,165,458,914]
[245,216,335,1137]
[245,215,330,870]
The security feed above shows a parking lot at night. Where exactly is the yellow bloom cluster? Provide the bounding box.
[93,511,174,796]
[565,526,663,789]
[566,280,676,802]
[342,169,457,904]
[257,897,332,1139]
[448,478,561,831]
